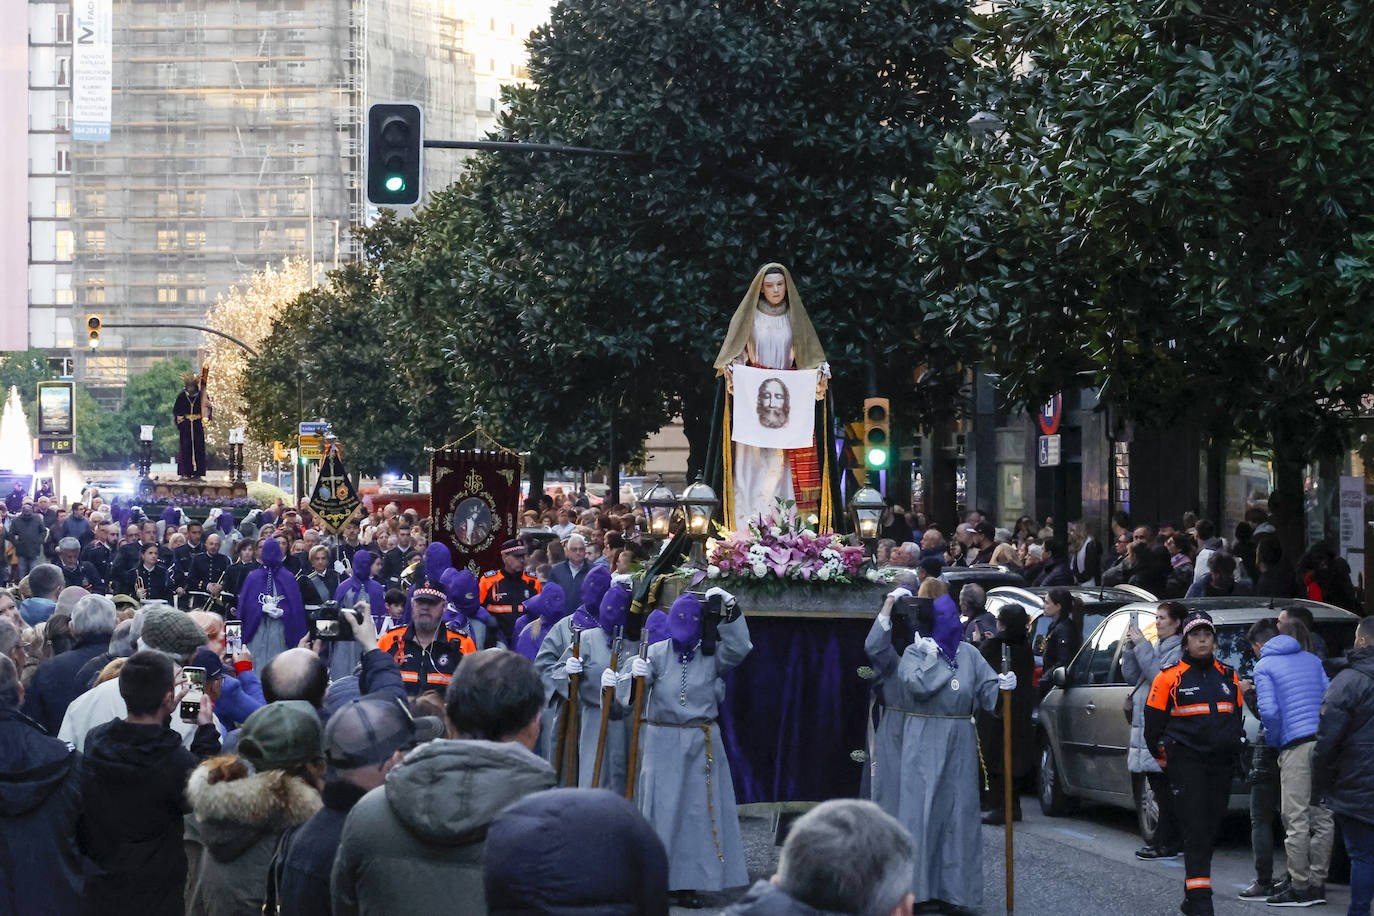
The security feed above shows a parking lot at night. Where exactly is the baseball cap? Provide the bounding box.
[239,701,323,771]
[188,646,225,681]
[1181,611,1215,639]
[974,520,996,540]
[324,696,445,769]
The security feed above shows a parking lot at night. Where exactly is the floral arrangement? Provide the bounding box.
[130,496,260,509]
[686,500,891,587]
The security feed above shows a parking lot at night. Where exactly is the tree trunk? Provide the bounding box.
[681,390,713,480]
[527,460,545,510]
[1271,434,1306,568]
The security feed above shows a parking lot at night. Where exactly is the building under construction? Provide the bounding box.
[57,0,477,404]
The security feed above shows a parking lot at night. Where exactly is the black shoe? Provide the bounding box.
[1272,876,1292,896]
[1136,845,1181,860]
[1265,885,1323,907]
[1239,880,1277,899]
[1184,897,1215,916]
[670,891,704,909]
[982,809,1007,825]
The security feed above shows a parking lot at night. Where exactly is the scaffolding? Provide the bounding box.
[69,0,476,400]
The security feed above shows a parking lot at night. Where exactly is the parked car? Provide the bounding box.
[984,585,1157,687]
[936,564,1027,605]
[1036,598,1361,843]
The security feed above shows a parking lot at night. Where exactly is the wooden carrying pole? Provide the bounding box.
[589,628,623,789]
[555,628,583,787]
[1002,644,1015,914]
[624,639,650,801]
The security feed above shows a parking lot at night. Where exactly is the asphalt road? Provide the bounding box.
[672,794,1355,915]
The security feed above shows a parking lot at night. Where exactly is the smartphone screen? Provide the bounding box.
[183,666,205,692]
[224,622,241,652]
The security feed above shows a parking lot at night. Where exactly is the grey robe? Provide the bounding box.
[549,627,639,792]
[1121,633,1181,773]
[629,616,751,892]
[893,637,999,909]
[534,616,576,763]
[247,616,287,668]
[864,616,906,817]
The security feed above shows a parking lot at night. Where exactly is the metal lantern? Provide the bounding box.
[849,486,886,542]
[638,474,679,539]
[679,478,719,538]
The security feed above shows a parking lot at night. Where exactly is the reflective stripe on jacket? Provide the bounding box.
[1143,655,1243,765]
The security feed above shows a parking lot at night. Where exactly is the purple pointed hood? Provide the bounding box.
[160,506,179,526]
[440,568,478,630]
[335,547,387,623]
[424,542,452,581]
[668,593,702,653]
[524,583,566,624]
[574,566,612,630]
[932,593,963,663]
[217,510,235,534]
[643,609,669,646]
[238,536,307,647]
[599,584,630,640]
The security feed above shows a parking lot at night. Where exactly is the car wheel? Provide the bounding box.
[1134,773,1160,845]
[1039,741,1072,816]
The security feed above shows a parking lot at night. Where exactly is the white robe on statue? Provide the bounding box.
[731,310,794,529]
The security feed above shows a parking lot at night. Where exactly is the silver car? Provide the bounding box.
[1037,598,1361,842]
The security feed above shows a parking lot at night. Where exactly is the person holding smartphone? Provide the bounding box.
[1123,601,1186,860]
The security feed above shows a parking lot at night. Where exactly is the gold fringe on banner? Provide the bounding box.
[721,394,733,530]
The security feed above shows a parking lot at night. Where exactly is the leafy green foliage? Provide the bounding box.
[898,0,1374,544]
[118,358,194,461]
[246,0,970,475]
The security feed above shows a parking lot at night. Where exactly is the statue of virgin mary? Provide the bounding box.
[712,263,833,530]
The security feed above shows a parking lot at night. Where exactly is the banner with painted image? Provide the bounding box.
[431,447,523,575]
[729,365,818,450]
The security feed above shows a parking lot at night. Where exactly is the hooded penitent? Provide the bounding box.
[931,593,964,664]
[422,542,452,583]
[599,584,630,645]
[440,567,479,631]
[217,510,235,536]
[573,566,612,631]
[513,583,565,661]
[334,548,386,623]
[667,592,703,655]
[239,538,307,646]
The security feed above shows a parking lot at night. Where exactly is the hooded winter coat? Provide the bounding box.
[79,717,220,916]
[1312,645,1374,826]
[185,763,322,916]
[0,707,84,916]
[722,881,854,916]
[1254,634,1329,748]
[331,739,556,916]
[1122,633,1182,773]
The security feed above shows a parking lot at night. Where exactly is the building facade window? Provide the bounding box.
[157,229,179,250]
[55,230,74,260]
[184,230,206,249]
[56,148,71,172]
[57,57,70,86]
[84,230,106,251]
[55,11,71,42]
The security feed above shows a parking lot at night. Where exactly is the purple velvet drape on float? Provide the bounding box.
[717,616,872,805]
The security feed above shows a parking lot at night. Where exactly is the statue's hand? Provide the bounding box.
[724,365,735,395]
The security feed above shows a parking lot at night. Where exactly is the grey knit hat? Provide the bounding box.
[140,607,207,661]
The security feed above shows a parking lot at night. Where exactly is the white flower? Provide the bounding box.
[752,562,768,578]
[864,568,879,581]
[817,566,831,581]
[707,565,721,579]
[820,547,839,560]
[769,526,783,537]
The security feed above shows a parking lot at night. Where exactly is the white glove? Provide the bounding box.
[611,573,635,587]
[705,586,735,604]
[334,559,347,575]
[631,656,651,678]
[887,587,912,600]
[262,604,284,620]
[600,668,619,689]
[998,672,1019,691]
[915,636,937,657]
[564,655,583,676]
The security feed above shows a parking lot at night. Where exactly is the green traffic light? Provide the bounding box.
[867,446,889,467]
[385,175,405,193]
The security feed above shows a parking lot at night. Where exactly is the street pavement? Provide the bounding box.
[672,795,1355,915]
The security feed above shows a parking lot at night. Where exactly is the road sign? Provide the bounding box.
[1038,393,1063,435]
[1038,434,1061,468]
[298,421,330,460]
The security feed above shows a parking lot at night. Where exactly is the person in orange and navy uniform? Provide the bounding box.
[1144,611,1244,916]
[478,539,540,649]
[376,584,474,697]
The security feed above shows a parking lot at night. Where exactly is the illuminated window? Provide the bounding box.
[157,230,178,251]
[86,286,106,304]
[83,191,105,216]
[184,230,206,249]
[55,230,73,260]
[55,289,74,305]
[285,227,305,250]
[157,273,178,303]
[84,229,106,251]
[55,197,71,217]
[185,287,206,303]
[157,191,178,215]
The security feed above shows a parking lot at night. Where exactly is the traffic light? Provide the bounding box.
[366,102,423,206]
[863,397,890,470]
[86,314,101,349]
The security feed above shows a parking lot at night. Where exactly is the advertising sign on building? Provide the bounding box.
[72,0,113,142]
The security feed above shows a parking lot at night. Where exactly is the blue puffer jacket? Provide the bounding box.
[1255,635,1330,748]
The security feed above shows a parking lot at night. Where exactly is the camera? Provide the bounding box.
[180,666,205,723]
[891,596,937,653]
[309,601,352,641]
